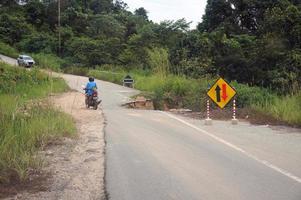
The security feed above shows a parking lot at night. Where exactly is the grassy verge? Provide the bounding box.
[253,94,301,125]
[63,66,89,76]
[0,62,75,184]
[31,53,67,72]
[88,69,301,126]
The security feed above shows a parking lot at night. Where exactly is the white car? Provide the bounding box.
[17,55,35,68]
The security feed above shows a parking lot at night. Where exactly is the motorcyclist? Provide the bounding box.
[84,77,101,109]
[85,77,97,96]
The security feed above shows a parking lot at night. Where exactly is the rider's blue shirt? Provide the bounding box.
[85,82,97,96]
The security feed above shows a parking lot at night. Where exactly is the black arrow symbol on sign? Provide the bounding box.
[215,85,221,102]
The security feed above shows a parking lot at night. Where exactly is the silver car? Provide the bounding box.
[17,55,35,68]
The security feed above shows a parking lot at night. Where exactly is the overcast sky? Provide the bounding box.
[124,0,207,28]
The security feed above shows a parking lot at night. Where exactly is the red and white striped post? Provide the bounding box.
[205,99,212,125]
[207,99,210,119]
[233,99,236,120]
[232,98,238,125]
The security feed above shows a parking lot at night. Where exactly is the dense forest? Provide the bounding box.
[0,0,300,94]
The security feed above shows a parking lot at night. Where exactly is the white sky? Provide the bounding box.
[124,0,207,28]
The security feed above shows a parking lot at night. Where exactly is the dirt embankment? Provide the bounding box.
[4,92,106,200]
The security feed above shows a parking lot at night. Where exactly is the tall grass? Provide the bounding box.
[147,48,170,78]
[253,93,301,125]
[63,66,89,76]
[32,53,67,71]
[0,63,75,184]
[89,69,126,85]
[134,74,210,110]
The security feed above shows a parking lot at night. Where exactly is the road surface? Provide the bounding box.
[61,74,301,200]
[0,54,17,65]
[1,56,301,200]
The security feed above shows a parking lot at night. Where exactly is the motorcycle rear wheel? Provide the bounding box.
[85,98,89,108]
[93,104,98,110]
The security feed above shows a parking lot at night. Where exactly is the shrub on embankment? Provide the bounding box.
[88,70,301,126]
[0,62,75,184]
[31,53,68,71]
[0,42,19,58]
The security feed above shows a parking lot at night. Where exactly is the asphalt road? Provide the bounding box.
[61,74,301,200]
[1,56,301,200]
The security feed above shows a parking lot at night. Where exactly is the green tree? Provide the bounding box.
[61,7,89,34]
[88,14,125,39]
[0,14,31,45]
[199,0,233,32]
[24,0,47,28]
[0,0,18,6]
[18,32,56,53]
[154,19,190,49]
[170,31,214,77]
[90,0,113,14]
[135,7,148,21]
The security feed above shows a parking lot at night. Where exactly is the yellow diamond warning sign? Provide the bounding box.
[207,78,236,109]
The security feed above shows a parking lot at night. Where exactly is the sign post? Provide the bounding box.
[232,98,238,125]
[205,99,212,125]
[207,77,238,124]
[207,78,237,109]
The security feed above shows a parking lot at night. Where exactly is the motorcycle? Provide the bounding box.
[84,88,101,110]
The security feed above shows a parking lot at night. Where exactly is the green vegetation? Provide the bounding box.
[0,62,75,184]
[89,69,301,125]
[31,53,66,71]
[253,94,301,125]
[0,41,18,58]
[63,66,89,76]
[88,70,266,110]
[0,1,300,93]
[0,1,300,125]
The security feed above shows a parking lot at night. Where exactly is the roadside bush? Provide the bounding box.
[63,66,89,76]
[231,81,276,108]
[136,75,211,110]
[96,64,126,72]
[0,42,19,58]
[32,53,66,71]
[88,70,126,84]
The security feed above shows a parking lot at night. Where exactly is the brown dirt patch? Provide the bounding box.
[0,171,49,199]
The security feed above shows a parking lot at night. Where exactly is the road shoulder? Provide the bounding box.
[4,92,106,200]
